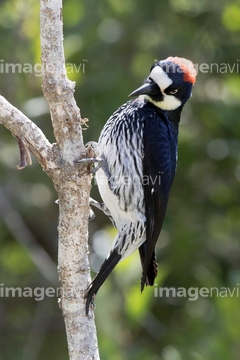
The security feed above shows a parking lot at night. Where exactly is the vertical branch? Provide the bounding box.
[0,1,99,358]
[0,0,99,357]
[40,0,84,162]
[39,1,100,359]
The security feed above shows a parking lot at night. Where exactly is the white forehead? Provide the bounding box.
[150,66,172,91]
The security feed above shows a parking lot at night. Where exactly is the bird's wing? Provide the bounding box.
[140,112,177,290]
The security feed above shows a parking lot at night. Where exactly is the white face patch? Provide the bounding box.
[147,65,182,110]
[150,66,172,91]
[145,94,182,111]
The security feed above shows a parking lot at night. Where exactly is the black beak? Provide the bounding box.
[129,82,160,97]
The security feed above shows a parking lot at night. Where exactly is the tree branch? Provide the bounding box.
[0,186,57,284]
[40,0,100,359]
[40,0,84,162]
[0,95,54,172]
[0,0,100,358]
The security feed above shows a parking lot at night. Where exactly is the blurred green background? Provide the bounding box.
[0,0,240,359]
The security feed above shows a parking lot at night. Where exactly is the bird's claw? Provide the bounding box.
[75,157,103,174]
[74,141,102,173]
[89,208,96,222]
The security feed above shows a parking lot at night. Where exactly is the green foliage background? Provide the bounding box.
[0,0,240,359]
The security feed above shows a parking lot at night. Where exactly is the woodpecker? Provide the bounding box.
[86,56,196,315]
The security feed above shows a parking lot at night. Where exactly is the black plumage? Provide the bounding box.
[86,57,196,315]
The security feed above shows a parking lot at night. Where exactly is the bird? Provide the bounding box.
[85,56,196,315]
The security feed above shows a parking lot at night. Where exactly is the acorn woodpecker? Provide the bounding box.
[86,56,196,315]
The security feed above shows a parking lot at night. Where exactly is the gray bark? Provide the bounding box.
[0,0,100,358]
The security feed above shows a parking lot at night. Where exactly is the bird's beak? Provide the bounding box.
[129,82,160,97]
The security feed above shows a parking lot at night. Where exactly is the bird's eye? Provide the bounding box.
[169,89,179,95]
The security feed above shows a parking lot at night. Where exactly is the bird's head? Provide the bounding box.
[129,56,196,111]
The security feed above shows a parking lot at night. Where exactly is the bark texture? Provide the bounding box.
[0,0,100,359]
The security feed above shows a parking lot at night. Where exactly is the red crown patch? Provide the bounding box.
[166,56,197,84]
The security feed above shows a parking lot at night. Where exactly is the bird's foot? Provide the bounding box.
[90,197,110,215]
[75,141,103,174]
[89,207,96,222]
[90,197,115,226]
[75,157,103,174]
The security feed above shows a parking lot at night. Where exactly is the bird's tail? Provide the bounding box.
[139,244,158,291]
[85,248,121,315]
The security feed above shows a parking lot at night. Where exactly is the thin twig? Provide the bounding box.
[0,186,57,283]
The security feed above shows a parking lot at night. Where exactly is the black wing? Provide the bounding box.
[140,110,178,291]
